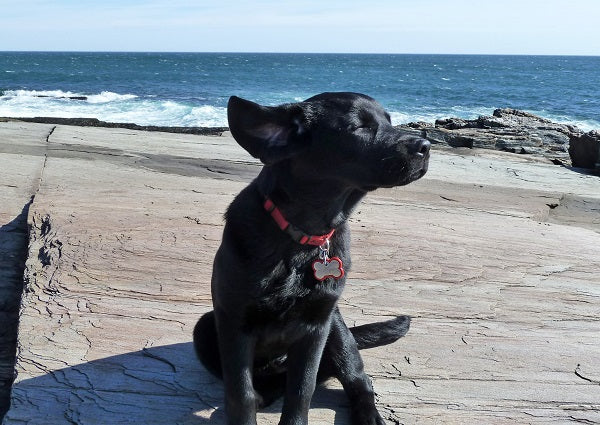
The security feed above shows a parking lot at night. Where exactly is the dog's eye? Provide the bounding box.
[351,123,376,132]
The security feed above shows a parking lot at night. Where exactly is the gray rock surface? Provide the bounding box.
[400,108,585,164]
[0,123,53,419]
[3,117,229,136]
[1,122,599,424]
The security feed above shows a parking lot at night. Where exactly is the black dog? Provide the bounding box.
[193,93,430,425]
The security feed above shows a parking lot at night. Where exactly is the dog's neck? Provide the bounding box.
[256,166,366,236]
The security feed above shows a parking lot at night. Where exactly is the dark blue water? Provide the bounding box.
[1,52,599,130]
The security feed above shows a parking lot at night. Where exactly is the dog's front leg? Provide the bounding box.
[279,325,330,425]
[322,309,385,425]
[215,309,258,425]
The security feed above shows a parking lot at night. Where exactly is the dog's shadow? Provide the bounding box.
[6,342,352,424]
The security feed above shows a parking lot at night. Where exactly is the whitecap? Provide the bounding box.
[1,89,81,99]
[388,111,441,125]
[0,90,230,127]
[388,105,497,125]
[533,112,599,132]
[85,91,138,104]
[185,105,228,127]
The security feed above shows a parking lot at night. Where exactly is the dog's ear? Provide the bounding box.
[227,96,310,165]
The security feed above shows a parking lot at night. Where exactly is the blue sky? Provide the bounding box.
[1,0,599,55]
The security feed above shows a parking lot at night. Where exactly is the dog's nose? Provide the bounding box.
[418,139,431,157]
[408,138,431,157]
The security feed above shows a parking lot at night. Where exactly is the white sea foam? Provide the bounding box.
[2,89,85,99]
[86,91,138,104]
[389,106,494,126]
[185,105,228,127]
[0,89,228,127]
[389,111,428,125]
[521,109,599,132]
[570,120,598,132]
[2,89,597,131]
[1,89,138,103]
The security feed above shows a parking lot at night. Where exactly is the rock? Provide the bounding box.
[434,117,471,130]
[8,117,229,136]
[34,95,88,101]
[12,112,596,166]
[403,121,430,129]
[400,108,585,164]
[569,130,600,171]
[0,123,52,420]
[1,122,600,424]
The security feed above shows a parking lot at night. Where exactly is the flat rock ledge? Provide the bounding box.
[1,121,599,424]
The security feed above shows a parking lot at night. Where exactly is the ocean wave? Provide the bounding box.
[527,111,599,133]
[0,89,138,103]
[0,89,227,127]
[1,89,597,131]
[86,92,139,104]
[388,105,495,126]
[562,120,598,133]
[1,89,83,100]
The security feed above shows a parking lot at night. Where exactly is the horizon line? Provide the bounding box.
[1,50,599,58]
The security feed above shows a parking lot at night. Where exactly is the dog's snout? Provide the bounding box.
[410,138,430,157]
[418,139,431,156]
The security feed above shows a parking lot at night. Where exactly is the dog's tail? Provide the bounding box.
[349,315,411,350]
[194,312,411,378]
[193,311,223,379]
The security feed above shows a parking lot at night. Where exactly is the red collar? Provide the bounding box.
[263,198,335,246]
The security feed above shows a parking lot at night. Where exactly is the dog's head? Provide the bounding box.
[227,92,430,191]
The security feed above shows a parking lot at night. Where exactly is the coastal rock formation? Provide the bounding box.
[0,123,52,419]
[399,108,584,164]
[8,109,600,171]
[1,122,599,424]
[569,130,600,171]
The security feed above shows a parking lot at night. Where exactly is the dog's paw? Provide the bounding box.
[351,406,386,425]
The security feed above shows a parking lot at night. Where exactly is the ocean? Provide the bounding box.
[1,52,599,131]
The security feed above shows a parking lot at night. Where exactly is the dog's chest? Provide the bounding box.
[251,284,340,354]
[245,254,344,337]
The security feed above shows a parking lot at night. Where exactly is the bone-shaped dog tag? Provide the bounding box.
[312,257,344,281]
